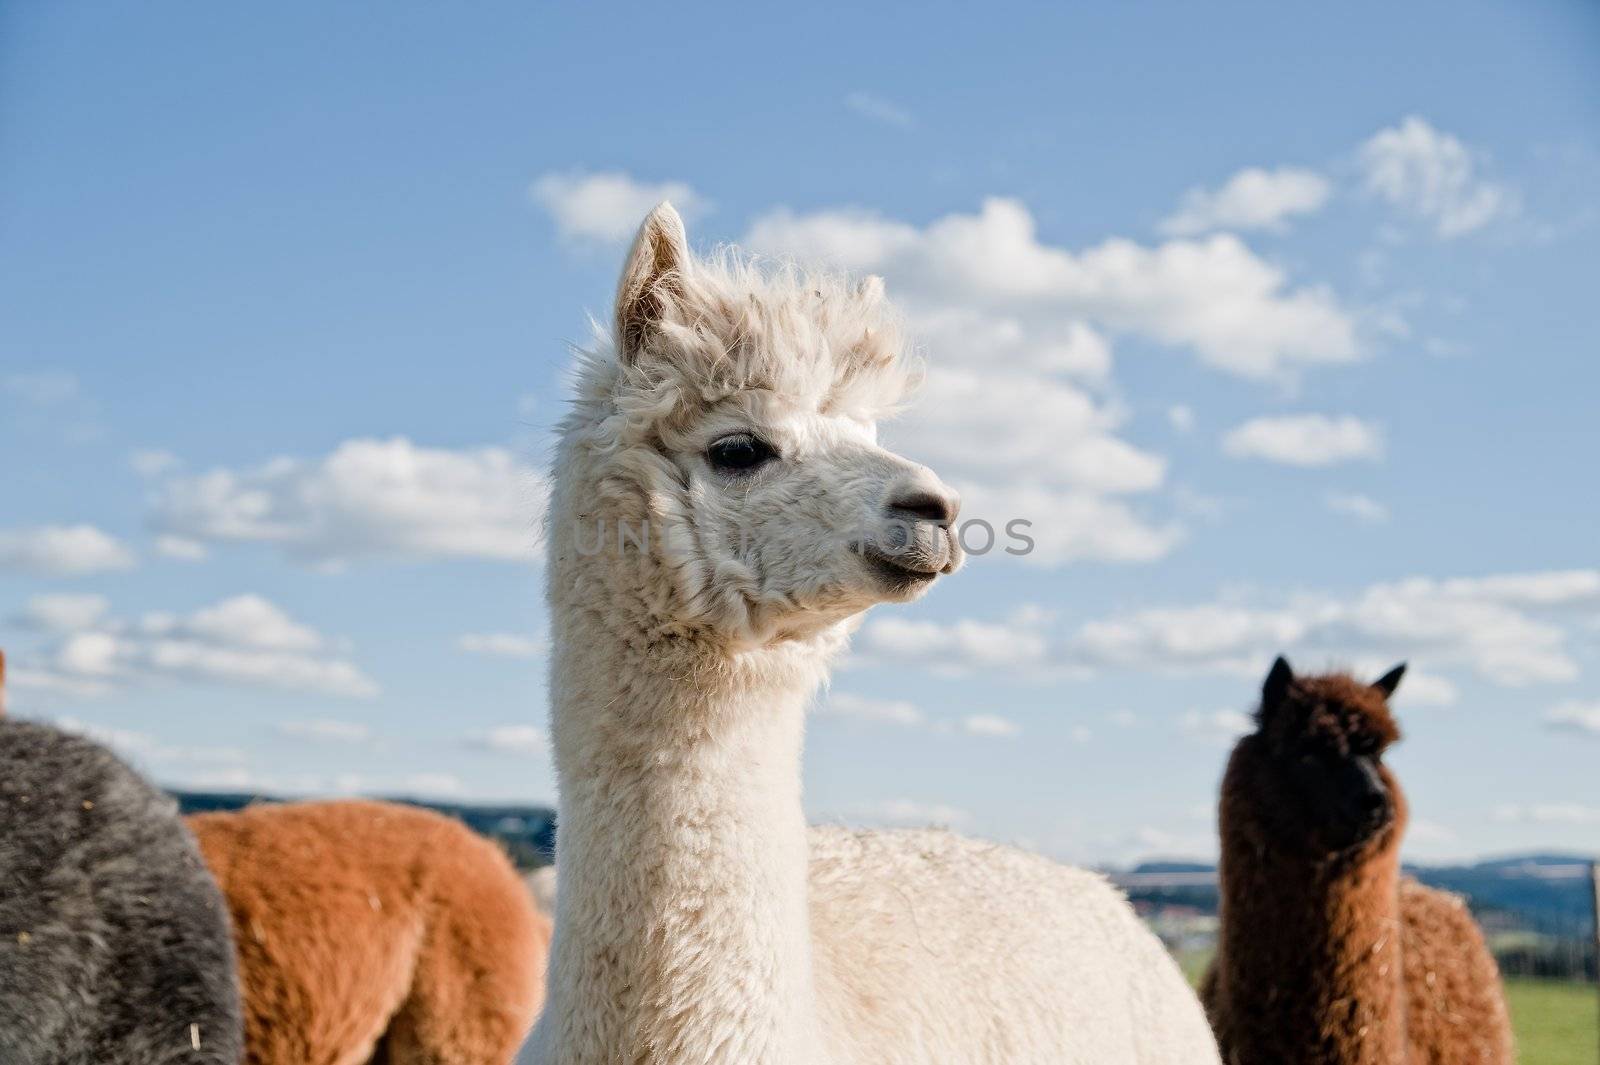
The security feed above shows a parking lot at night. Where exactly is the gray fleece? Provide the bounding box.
[0,718,243,1064]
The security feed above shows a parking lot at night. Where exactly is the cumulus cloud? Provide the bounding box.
[891,370,1164,495]
[1061,568,1598,687]
[857,607,1054,676]
[954,481,1183,567]
[866,568,1595,693]
[55,717,247,769]
[4,371,81,407]
[1160,166,1332,236]
[746,197,1359,381]
[466,724,548,755]
[457,632,548,659]
[1544,701,1600,737]
[1222,414,1384,467]
[1072,605,1311,677]
[129,449,180,477]
[1326,492,1390,524]
[1181,708,1256,743]
[1493,802,1600,826]
[1359,117,1515,237]
[844,91,914,128]
[847,798,972,828]
[742,196,1370,565]
[148,437,544,568]
[814,694,1019,739]
[531,170,707,243]
[15,593,111,632]
[878,363,1178,567]
[0,524,135,576]
[816,692,924,727]
[14,594,378,700]
[3,371,104,442]
[277,719,373,744]
[961,714,1021,737]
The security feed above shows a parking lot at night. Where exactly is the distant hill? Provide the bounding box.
[1118,853,1597,938]
[171,790,1592,947]
[173,790,558,869]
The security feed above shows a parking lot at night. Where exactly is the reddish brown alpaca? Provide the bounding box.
[1201,658,1513,1065]
[188,799,551,1065]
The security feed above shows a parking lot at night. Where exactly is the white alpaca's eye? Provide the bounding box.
[707,433,778,473]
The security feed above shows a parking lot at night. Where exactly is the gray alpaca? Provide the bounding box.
[0,718,244,1064]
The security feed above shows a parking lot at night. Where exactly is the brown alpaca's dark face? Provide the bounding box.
[1248,657,1408,856]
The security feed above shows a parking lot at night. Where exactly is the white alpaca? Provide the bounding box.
[524,204,1221,1065]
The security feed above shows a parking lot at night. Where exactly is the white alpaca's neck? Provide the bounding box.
[537,614,827,1065]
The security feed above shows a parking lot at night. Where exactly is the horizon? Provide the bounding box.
[2,1,1597,867]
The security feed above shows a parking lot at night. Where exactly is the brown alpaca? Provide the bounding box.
[1201,657,1513,1065]
[188,799,551,1065]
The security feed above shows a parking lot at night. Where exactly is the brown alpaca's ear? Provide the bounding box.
[1372,662,1406,698]
[614,202,690,363]
[1258,655,1294,723]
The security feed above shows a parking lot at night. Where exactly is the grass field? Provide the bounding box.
[1176,952,1598,1064]
[1506,978,1598,1065]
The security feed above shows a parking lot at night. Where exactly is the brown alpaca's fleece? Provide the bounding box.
[1202,671,1513,1065]
[188,799,551,1065]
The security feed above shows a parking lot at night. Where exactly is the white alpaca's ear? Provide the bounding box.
[614,202,690,362]
[857,274,885,302]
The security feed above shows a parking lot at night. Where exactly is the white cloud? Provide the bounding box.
[4,371,81,407]
[17,595,378,700]
[962,713,1021,738]
[0,524,135,576]
[170,594,323,651]
[531,170,707,243]
[1544,701,1600,737]
[844,91,914,128]
[149,437,544,567]
[882,571,1586,692]
[815,692,924,727]
[1359,117,1514,237]
[1160,166,1332,236]
[1073,605,1311,676]
[746,197,1359,381]
[1181,708,1255,743]
[955,481,1183,567]
[740,195,1368,570]
[1061,568,1596,688]
[399,772,466,798]
[1326,492,1390,524]
[857,607,1053,675]
[1222,414,1383,467]
[1433,570,1600,607]
[155,535,209,561]
[1167,405,1196,433]
[1493,802,1600,826]
[55,717,247,767]
[277,719,373,744]
[890,370,1164,495]
[466,724,548,755]
[850,798,971,828]
[16,593,111,632]
[457,632,548,659]
[129,449,180,477]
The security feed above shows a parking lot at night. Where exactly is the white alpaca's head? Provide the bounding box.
[549,203,962,649]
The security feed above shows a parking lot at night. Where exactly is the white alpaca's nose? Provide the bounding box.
[884,473,960,527]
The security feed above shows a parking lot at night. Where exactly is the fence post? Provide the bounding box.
[1592,859,1599,1065]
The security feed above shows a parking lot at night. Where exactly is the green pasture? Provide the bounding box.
[1175,952,1597,1065]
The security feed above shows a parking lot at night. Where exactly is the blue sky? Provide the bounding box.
[3,1,1597,864]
